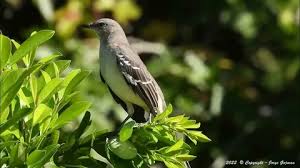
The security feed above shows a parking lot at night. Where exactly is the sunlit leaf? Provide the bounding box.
[1,64,42,111]
[165,139,184,153]
[37,52,62,64]
[27,144,59,168]
[119,121,135,142]
[176,154,196,161]
[64,70,89,95]
[0,34,11,69]
[154,104,173,122]
[44,60,71,78]
[53,101,91,129]
[9,30,55,64]
[17,87,31,107]
[0,108,31,134]
[32,104,52,127]
[186,131,211,143]
[30,74,38,104]
[41,70,51,83]
[90,148,113,167]
[0,69,25,98]
[37,78,63,104]
[108,137,137,160]
[180,120,200,129]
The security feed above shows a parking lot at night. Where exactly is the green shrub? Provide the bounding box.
[0,30,210,168]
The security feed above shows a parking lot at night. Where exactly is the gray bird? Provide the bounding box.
[82,18,166,123]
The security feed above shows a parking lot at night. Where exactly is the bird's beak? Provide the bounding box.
[80,24,91,29]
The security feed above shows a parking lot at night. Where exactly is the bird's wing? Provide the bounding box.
[113,44,165,114]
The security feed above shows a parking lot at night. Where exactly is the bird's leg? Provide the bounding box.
[148,113,153,123]
[115,102,134,133]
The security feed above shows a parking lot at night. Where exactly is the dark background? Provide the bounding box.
[1,0,299,167]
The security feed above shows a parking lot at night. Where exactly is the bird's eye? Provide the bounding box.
[98,22,106,27]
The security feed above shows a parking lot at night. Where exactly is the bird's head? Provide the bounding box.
[81,18,125,40]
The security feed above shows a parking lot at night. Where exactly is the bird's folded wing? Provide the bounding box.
[114,44,161,114]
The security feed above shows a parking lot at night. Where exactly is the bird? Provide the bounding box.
[81,18,166,124]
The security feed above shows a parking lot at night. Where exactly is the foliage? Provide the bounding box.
[105,105,210,168]
[0,31,209,167]
[0,31,91,166]
[1,0,299,167]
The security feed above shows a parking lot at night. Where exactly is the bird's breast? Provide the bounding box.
[100,48,146,108]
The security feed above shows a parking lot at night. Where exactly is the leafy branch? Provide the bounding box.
[103,105,211,168]
[0,30,210,168]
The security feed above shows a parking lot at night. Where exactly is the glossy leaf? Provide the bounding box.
[1,64,42,111]
[32,104,52,126]
[44,60,70,78]
[30,75,38,104]
[154,104,173,122]
[54,101,91,129]
[186,131,211,143]
[176,154,196,161]
[0,34,11,69]
[37,52,62,64]
[64,70,90,95]
[108,137,137,160]
[165,139,184,153]
[9,30,55,64]
[40,70,51,83]
[37,78,63,104]
[119,121,135,142]
[27,144,59,168]
[0,108,31,134]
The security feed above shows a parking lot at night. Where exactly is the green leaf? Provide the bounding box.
[79,129,109,145]
[27,150,45,167]
[186,131,211,143]
[154,104,173,122]
[44,60,71,78]
[0,69,25,97]
[57,91,80,112]
[0,126,21,139]
[37,78,63,104]
[32,104,52,126]
[62,69,81,87]
[163,161,182,168]
[0,108,31,134]
[11,39,20,48]
[54,101,91,129]
[0,107,9,124]
[37,52,62,64]
[64,70,90,95]
[181,120,200,129]
[17,87,31,107]
[41,70,51,83]
[108,137,137,160]
[30,75,38,104]
[119,121,135,142]
[1,64,43,111]
[51,130,60,145]
[165,139,184,153]
[27,144,59,168]
[52,62,59,78]
[0,34,11,69]
[9,143,21,166]
[9,30,55,64]
[165,115,185,123]
[27,32,38,66]
[176,154,196,161]
[90,148,113,167]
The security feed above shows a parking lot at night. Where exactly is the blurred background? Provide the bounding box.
[1,0,299,167]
